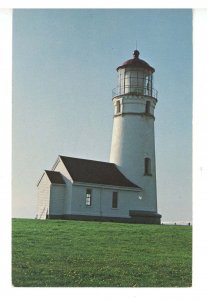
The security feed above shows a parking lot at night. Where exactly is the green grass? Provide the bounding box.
[12,218,192,287]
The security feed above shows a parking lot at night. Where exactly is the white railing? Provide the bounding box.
[112,86,158,99]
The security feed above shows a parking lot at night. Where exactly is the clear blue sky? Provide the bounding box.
[12,9,192,222]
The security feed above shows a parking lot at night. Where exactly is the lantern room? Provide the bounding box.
[112,50,157,99]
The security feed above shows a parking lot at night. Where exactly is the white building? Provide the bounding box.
[37,50,161,224]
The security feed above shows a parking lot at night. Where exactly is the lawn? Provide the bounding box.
[12,218,192,287]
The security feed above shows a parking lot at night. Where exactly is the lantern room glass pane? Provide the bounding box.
[118,69,125,95]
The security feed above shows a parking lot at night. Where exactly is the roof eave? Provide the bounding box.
[72,180,142,192]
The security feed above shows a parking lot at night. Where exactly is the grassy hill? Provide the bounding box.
[12,218,192,287]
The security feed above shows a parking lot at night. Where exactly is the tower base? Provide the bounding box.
[129,210,162,224]
[47,212,161,225]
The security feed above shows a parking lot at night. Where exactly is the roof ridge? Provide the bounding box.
[45,169,61,173]
[59,155,115,165]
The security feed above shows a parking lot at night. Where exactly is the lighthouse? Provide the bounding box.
[37,49,161,224]
[110,50,158,213]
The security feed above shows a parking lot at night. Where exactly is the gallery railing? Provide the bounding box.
[112,86,158,99]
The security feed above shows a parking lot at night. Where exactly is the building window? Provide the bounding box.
[116,101,121,114]
[145,101,150,114]
[86,189,92,206]
[144,158,152,176]
[112,192,118,208]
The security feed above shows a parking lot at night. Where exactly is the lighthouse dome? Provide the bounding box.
[117,50,155,73]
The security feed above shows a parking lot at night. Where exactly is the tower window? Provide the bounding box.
[86,189,92,206]
[144,158,152,176]
[116,101,121,114]
[112,192,118,208]
[145,101,150,114]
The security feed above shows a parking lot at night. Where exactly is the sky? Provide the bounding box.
[12,9,192,222]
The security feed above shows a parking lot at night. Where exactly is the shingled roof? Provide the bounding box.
[45,170,65,184]
[59,156,140,189]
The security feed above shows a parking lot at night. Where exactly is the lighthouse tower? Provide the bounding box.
[110,50,158,213]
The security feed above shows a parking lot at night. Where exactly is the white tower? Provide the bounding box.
[110,50,158,214]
